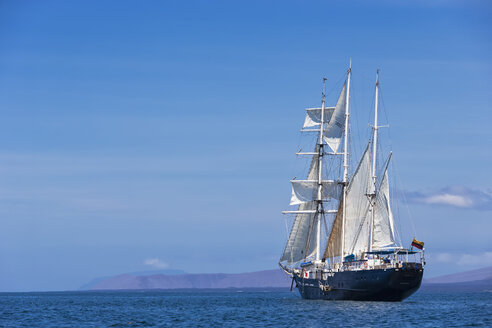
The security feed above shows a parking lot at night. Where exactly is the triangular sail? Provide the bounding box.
[372,163,397,249]
[343,144,373,256]
[323,197,343,259]
[322,144,373,259]
[323,84,347,152]
[280,202,318,264]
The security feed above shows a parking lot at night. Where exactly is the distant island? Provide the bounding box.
[82,269,291,290]
[422,266,492,292]
[80,266,492,292]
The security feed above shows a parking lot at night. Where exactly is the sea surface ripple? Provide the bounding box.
[1,290,491,327]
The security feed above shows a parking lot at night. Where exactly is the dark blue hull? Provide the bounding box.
[294,265,423,301]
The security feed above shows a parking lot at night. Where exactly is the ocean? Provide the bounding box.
[1,289,490,327]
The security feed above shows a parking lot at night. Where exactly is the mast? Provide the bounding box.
[372,70,379,192]
[341,60,352,263]
[315,78,327,262]
[369,70,380,252]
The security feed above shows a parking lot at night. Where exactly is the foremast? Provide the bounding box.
[315,78,327,262]
[280,63,351,270]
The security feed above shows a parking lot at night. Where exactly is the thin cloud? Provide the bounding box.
[144,258,169,269]
[435,252,453,263]
[434,252,492,266]
[425,193,473,208]
[405,186,492,211]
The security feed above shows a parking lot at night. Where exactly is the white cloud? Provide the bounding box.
[433,252,492,266]
[406,186,492,211]
[144,258,169,269]
[425,193,473,208]
[457,252,492,266]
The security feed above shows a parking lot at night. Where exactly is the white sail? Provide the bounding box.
[303,107,335,128]
[344,144,373,256]
[290,180,341,205]
[372,166,397,249]
[281,149,320,265]
[280,201,319,264]
[323,84,347,152]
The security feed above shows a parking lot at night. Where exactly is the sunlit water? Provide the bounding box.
[1,290,491,327]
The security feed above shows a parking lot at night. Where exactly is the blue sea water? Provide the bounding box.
[1,289,491,327]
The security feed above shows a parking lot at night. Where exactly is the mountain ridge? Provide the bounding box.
[424,266,492,284]
[81,266,492,291]
[86,269,291,290]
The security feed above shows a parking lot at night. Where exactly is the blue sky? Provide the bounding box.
[0,0,491,291]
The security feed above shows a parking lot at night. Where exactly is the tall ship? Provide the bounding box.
[279,63,425,301]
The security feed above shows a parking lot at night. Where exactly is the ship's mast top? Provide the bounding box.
[319,78,327,146]
[342,60,352,184]
[371,70,380,194]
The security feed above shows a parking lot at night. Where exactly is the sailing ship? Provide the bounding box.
[279,63,425,301]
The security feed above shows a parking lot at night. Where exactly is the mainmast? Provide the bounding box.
[341,60,352,263]
[369,70,380,252]
[315,78,327,262]
[371,70,380,192]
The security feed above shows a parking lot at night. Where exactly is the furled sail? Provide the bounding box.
[344,144,373,256]
[303,107,335,128]
[372,165,397,249]
[323,84,347,152]
[290,180,341,205]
